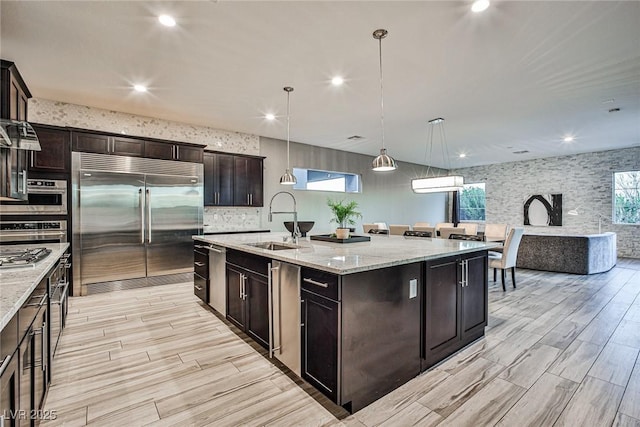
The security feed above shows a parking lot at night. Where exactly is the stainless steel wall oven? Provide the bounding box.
[0,179,67,215]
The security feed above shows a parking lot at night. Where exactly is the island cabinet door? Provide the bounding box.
[226,265,245,329]
[245,271,269,348]
[424,255,461,367]
[460,251,488,339]
[301,290,339,403]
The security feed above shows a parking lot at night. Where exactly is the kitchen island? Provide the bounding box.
[194,232,498,413]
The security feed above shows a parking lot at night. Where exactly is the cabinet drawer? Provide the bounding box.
[194,274,208,302]
[226,249,268,276]
[194,250,209,279]
[301,267,340,301]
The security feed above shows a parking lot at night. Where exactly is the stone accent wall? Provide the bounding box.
[454,146,640,258]
[29,98,262,232]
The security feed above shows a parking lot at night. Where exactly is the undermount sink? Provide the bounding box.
[245,241,300,251]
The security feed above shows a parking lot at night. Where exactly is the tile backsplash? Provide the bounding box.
[203,207,263,233]
[28,98,260,155]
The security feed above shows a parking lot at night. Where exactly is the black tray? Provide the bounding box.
[310,234,371,244]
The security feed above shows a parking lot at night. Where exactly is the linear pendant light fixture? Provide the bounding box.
[371,29,397,172]
[411,118,464,193]
[279,86,297,185]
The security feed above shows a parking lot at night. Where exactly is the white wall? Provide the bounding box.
[453,146,640,258]
[261,137,447,235]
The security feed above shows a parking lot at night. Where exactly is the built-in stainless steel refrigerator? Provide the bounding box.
[72,152,203,295]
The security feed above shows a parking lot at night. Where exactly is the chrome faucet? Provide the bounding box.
[268,191,300,244]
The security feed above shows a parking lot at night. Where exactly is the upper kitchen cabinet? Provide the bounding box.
[29,124,71,175]
[145,140,204,163]
[0,60,31,121]
[234,155,263,207]
[203,151,234,206]
[72,131,144,157]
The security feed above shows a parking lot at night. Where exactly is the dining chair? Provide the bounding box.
[439,227,465,239]
[389,225,411,235]
[489,227,524,291]
[374,222,389,231]
[413,226,436,236]
[458,223,478,235]
[362,223,378,233]
[484,223,509,242]
[368,228,389,235]
[414,222,431,228]
[435,222,454,232]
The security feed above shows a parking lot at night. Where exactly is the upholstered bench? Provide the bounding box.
[516,232,617,274]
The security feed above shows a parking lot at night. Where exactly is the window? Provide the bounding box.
[459,183,486,221]
[614,171,640,224]
[292,168,361,193]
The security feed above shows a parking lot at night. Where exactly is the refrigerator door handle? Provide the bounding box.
[146,188,152,243]
[139,188,145,244]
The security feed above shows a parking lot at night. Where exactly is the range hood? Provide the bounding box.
[0,119,41,151]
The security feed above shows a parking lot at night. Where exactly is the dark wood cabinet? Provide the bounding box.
[301,289,339,402]
[225,250,270,349]
[72,131,144,157]
[204,151,234,206]
[145,140,203,163]
[29,125,71,174]
[423,251,488,368]
[1,60,31,121]
[233,156,263,206]
[193,243,209,303]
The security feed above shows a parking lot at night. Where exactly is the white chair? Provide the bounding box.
[459,223,478,235]
[435,222,454,232]
[439,227,465,239]
[484,223,509,242]
[489,227,524,291]
[374,222,389,231]
[362,223,377,233]
[389,225,411,235]
[414,222,431,228]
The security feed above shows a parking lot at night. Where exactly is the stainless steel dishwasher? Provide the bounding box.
[208,244,227,315]
[270,260,301,375]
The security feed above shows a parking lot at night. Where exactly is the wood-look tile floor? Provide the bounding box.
[42,259,640,426]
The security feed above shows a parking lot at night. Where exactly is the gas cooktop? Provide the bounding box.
[0,247,52,269]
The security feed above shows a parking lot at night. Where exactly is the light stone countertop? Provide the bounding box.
[194,232,500,275]
[0,243,70,331]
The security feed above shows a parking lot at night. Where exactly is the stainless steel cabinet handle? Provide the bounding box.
[30,151,34,167]
[209,247,223,254]
[146,188,152,243]
[250,194,253,205]
[140,188,145,244]
[466,259,470,287]
[0,355,11,376]
[26,293,48,307]
[194,244,207,249]
[41,322,47,371]
[268,262,273,358]
[176,145,180,159]
[195,285,203,291]
[303,278,329,288]
[194,262,205,267]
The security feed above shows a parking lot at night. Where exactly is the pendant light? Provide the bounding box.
[279,86,297,185]
[411,118,464,193]
[371,29,397,172]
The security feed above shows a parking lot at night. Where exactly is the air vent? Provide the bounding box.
[513,150,529,154]
[347,135,364,140]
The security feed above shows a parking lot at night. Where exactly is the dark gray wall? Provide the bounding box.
[261,137,448,235]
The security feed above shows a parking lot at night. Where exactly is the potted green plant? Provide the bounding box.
[327,198,362,239]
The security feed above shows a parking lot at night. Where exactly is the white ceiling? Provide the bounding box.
[1,1,639,168]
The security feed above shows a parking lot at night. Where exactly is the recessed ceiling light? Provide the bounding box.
[133,84,147,93]
[459,153,467,158]
[265,113,275,120]
[471,0,490,13]
[158,14,176,27]
[331,76,344,86]
[563,136,574,143]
